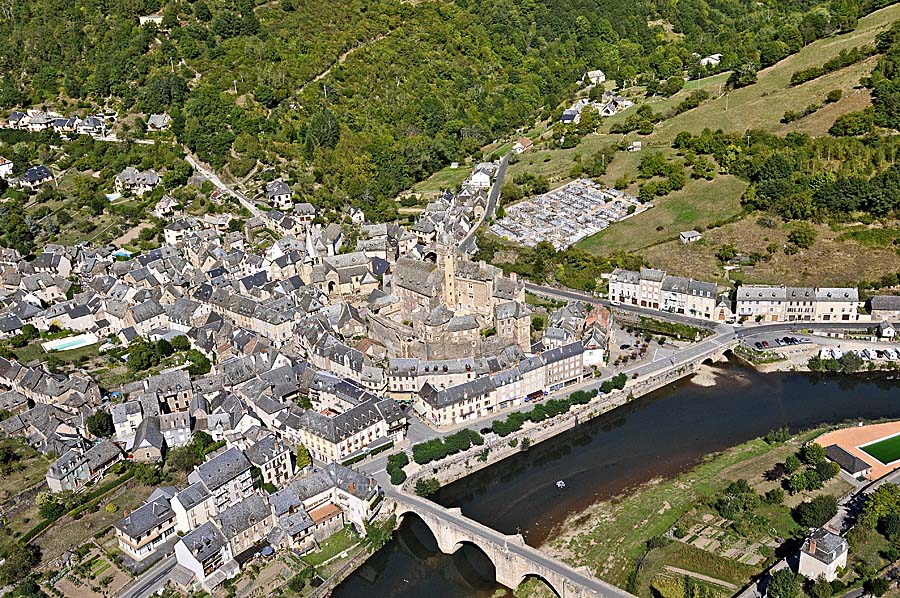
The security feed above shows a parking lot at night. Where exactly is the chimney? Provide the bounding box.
[809,538,816,553]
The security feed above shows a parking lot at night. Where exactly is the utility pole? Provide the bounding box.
[233,80,238,95]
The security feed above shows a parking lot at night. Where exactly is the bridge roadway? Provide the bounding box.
[388,488,637,598]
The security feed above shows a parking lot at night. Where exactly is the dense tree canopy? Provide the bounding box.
[0,0,882,220]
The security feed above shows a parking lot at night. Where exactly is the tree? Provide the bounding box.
[765,488,785,505]
[788,224,817,250]
[880,512,900,541]
[794,494,838,527]
[0,543,40,586]
[789,472,810,494]
[830,108,875,136]
[860,483,900,528]
[35,491,64,520]
[809,576,833,598]
[186,350,211,376]
[768,568,802,598]
[838,352,863,373]
[296,444,311,470]
[155,338,173,358]
[864,577,890,597]
[86,410,113,438]
[167,445,200,472]
[415,477,441,497]
[785,454,802,473]
[131,462,164,486]
[171,335,190,351]
[801,443,826,464]
[193,431,214,454]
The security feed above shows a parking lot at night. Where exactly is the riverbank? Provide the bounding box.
[336,363,900,598]
[540,424,856,597]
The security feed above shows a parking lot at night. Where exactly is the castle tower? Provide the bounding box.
[436,234,457,310]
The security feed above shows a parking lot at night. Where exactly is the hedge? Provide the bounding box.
[491,389,598,437]
[412,429,483,465]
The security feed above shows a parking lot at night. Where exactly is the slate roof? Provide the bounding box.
[825,444,871,474]
[216,494,271,538]
[174,481,212,511]
[179,521,227,563]
[193,447,251,490]
[114,495,174,538]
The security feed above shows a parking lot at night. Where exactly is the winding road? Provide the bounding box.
[185,153,263,219]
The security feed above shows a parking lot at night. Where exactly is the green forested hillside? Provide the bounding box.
[0,0,890,219]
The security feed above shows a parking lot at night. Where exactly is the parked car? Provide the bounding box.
[762,341,769,348]
[755,342,764,350]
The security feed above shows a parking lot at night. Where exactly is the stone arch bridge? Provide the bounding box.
[389,490,638,598]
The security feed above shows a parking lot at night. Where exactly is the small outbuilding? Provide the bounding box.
[679,230,702,244]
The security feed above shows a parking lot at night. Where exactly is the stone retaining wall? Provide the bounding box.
[403,358,708,492]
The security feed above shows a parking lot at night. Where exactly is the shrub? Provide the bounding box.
[794,494,838,528]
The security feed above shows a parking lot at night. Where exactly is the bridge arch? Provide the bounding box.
[516,572,563,598]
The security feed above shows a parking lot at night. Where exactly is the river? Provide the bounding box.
[334,360,900,597]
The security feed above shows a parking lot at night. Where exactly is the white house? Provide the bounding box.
[467,170,491,189]
[0,156,13,179]
[798,528,848,582]
[266,180,292,209]
[583,69,606,85]
[700,53,723,67]
[512,138,533,154]
[147,113,171,131]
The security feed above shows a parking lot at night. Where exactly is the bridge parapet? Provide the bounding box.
[389,492,637,598]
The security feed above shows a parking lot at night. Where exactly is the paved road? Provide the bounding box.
[390,488,637,598]
[118,556,176,598]
[459,154,508,254]
[185,153,263,219]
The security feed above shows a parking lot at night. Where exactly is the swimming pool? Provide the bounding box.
[42,333,99,352]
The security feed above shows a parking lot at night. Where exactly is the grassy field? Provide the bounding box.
[640,216,900,286]
[647,4,900,146]
[860,434,900,464]
[410,163,470,196]
[577,175,746,254]
[0,439,50,499]
[547,426,847,591]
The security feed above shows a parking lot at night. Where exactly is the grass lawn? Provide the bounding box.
[576,175,746,254]
[12,341,101,365]
[860,434,900,465]
[302,527,360,567]
[411,163,470,196]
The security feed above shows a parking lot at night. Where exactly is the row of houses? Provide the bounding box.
[411,341,586,426]
[607,267,867,324]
